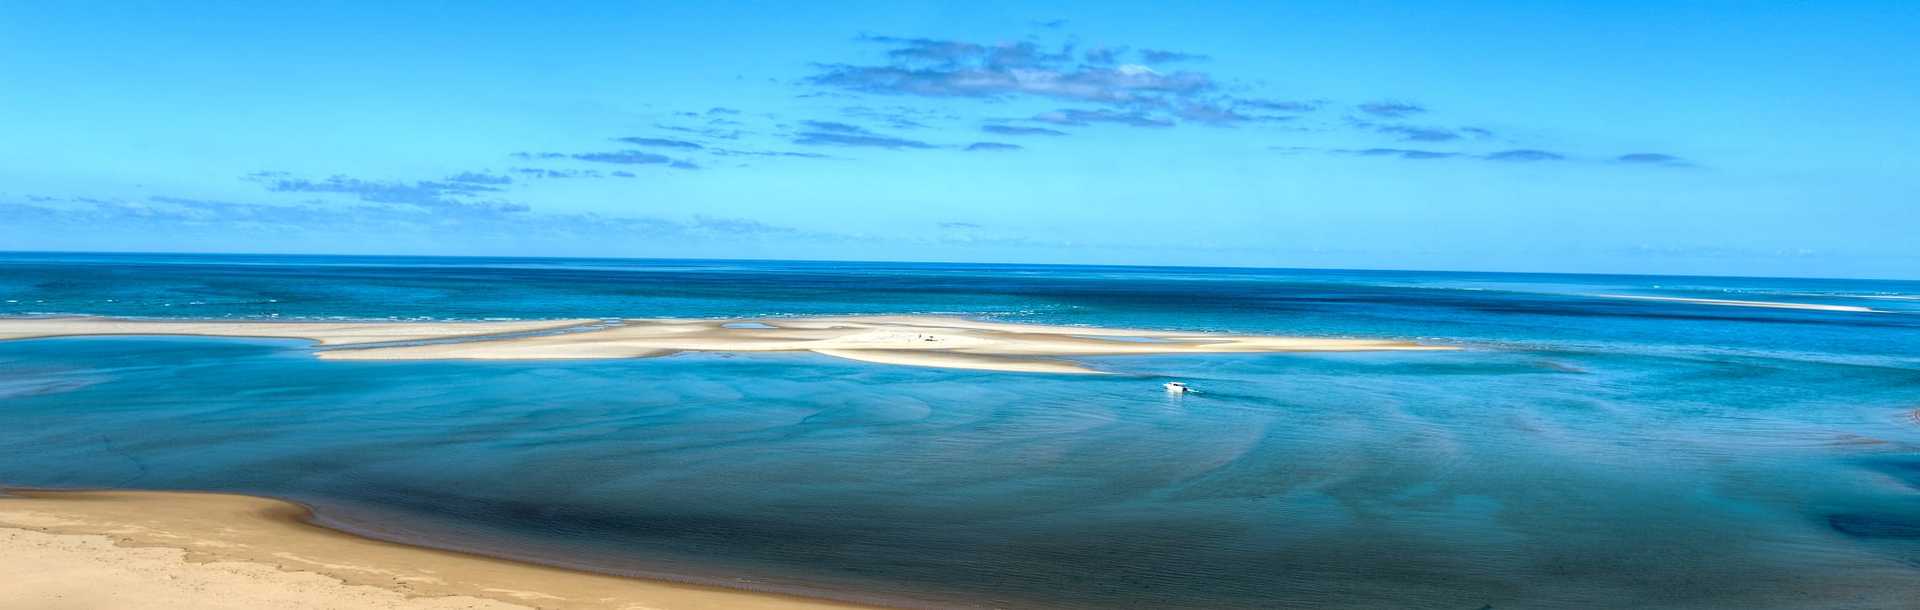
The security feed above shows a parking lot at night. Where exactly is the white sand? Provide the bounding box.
[300,315,1452,373]
[0,315,1451,374]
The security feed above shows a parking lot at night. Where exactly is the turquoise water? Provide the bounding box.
[2,252,1918,608]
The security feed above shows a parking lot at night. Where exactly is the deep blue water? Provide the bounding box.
[2,252,1918,608]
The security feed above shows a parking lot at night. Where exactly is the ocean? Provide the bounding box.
[2,251,1918,608]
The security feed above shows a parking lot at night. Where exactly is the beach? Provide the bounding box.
[0,315,1450,374]
[0,490,870,610]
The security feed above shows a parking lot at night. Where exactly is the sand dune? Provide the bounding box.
[0,315,1451,374]
[0,490,868,610]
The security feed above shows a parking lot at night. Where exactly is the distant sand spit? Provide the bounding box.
[1589,294,1877,313]
[0,489,872,610]
[0,317,600,346]
[0,315,1451,374]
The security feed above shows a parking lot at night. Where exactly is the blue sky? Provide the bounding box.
[2,2,1916,278]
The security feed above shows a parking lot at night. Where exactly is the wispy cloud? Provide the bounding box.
[1356,101,1426,117]
[1341,148,1461,160]
[1139,49,1208,63]
[513,168,604,179]
[964,142,1022,152]
[840,105,950,129]
[1617,153,1691,166]
[1484,149,1565,162]
[711,148,834,159]
[1332,148,1567,162]
[614,137,705,150]
[793,132,936,149]
[517,150,701,169]
[790,118,937,149]
[654,124,743,140]
[1173,101,1269,126]
[446,172,513,185]
[1328,147,1668,165]
[253,174,527,212]
[1083,46,1125,65]
[2,191,807,242]
[1376,125,1461,142]
[571,150,671,164]
[1032,108,1174,128]
[1236,98,1322,112]
[981,125,1068,136]
[689,214,795,235]
[799,120,868,134]
[810,36,1214,108]
[798,32,1472,138]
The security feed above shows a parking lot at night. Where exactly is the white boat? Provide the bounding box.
[1163,381,1191,394]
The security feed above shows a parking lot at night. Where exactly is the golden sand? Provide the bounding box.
[0,490,871,610]
[0,315,1450,374]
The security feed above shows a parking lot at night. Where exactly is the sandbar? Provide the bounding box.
[0,489,873,610]
[0,315,1451,374]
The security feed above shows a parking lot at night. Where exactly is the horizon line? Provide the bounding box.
[2,249,1915,284]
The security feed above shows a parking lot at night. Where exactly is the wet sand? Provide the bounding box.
[0,315,1450,374]
[0,490,872,610]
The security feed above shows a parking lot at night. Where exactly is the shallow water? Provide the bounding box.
[2,253,1918,608]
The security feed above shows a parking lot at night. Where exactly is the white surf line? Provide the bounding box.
[1589,294,1877,313]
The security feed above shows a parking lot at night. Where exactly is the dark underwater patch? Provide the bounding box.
[1828,512,1920,539]
[1865,456,1920,490]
